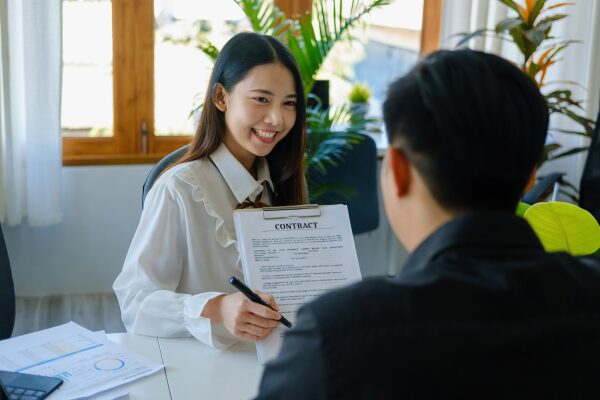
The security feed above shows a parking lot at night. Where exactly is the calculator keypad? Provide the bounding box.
[5,385,47,400]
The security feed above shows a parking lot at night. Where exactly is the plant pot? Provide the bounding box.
[350,101,369,123]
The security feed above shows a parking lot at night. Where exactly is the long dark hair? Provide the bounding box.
[170,32,307,205]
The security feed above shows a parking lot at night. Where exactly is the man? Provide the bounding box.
[255,50,600,399]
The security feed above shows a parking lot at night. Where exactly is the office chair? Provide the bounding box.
[523,95,599,209]
[143,137,380,235]
[142,145,190,208]
[579,95,600,222]
[522,172,565,205]
[0,223,15,339]
[309,133,379,235]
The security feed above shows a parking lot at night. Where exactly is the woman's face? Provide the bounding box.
[216,62,297,171]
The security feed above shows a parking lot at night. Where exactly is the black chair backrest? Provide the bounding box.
[142,139,380,235]
[309,134,379,235]
[522,172,565,205]
[142,145,191,208]
[579,96,600,221]
[0,224,15,340]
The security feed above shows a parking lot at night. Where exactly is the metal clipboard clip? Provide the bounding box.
[262,204,321,219]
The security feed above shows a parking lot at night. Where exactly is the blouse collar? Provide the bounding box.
[209,143,275,203]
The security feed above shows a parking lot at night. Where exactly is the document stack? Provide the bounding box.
[0,322,163,399]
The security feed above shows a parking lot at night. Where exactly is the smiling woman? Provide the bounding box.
[215,63,298,170]
[113,32,308,347]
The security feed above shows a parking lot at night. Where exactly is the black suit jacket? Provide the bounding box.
[256,213,600,399]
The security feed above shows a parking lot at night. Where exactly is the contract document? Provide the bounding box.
[233,204,362,363]
[0,322,163,399]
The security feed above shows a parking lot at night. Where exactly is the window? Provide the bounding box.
[62,0,441,165]
[62,0,113,139]
[153,1,247,137]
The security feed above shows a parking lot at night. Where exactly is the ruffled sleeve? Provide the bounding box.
[113,170,238,348]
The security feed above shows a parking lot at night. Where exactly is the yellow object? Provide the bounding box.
[524,201,600,256]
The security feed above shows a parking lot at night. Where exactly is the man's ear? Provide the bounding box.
[389,147,411,197]
[212,83,227,112]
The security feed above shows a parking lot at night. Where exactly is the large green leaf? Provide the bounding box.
[524,202,600,255]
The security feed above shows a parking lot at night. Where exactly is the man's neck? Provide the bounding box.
[400,203,455,253]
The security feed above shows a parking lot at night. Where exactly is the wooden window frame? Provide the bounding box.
[63,0,190,166]
[62,0,442,166]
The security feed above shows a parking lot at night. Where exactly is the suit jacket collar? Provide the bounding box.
[398,212,545,280]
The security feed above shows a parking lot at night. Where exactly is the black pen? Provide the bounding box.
[228,276,292,328]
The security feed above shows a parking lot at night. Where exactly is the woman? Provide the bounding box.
[113,32,307,348]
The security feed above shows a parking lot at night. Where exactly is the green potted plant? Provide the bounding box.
[348,82,371,123]
[457,0,596,200]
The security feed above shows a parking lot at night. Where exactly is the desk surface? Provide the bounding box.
[107,334,263,400]
[160,338,263,400]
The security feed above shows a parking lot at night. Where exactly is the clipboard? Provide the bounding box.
[261,204,321,219]
[232,204,362,364]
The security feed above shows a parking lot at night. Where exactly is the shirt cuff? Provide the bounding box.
[183,292,239,349]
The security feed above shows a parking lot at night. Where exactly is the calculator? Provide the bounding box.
[0,370,63,400]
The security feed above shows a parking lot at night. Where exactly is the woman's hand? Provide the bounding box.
[202,291,281,341]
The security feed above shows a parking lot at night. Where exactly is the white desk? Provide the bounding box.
[107,334,263,400]
[159,338,263,400]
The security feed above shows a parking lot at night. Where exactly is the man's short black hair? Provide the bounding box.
[383,49,548,212]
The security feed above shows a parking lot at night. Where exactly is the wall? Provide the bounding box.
[5,165,152,296]
[5,163,405,297]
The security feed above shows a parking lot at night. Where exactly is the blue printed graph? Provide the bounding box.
[94,358,125,371]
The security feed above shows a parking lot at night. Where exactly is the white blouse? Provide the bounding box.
[113,143,274,348]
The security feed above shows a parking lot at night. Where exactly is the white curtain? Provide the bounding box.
[439,0,600,190]
[0,0,63,226]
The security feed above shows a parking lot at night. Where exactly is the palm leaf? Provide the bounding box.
[455,28,491,47]
[495,18,522,34]
[498,0,521,14]
[304,102,367,174]
[548,146,590,160]
[547,127,593,137]
[528,0,547,25]
[308,182,358,203]
[236,0,284,34]
[291,0,390,93]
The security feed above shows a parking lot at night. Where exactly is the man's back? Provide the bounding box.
[258,214,600,399]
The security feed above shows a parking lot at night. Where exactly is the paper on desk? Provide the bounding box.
[0,322,162,399]
[234,205,362,364]
[85,386,129,400]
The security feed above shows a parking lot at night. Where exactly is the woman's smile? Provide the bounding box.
[252,128,279,144]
